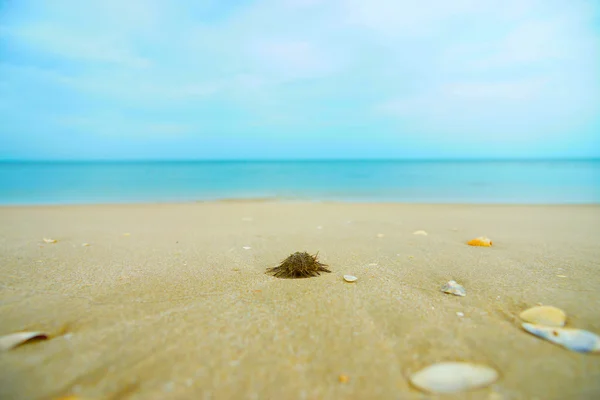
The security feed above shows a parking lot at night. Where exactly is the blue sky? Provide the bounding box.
[1,0,599,160]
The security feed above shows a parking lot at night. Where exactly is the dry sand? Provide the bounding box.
[1,202,599,399]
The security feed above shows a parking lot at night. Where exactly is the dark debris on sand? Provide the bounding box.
[266,251,331,279]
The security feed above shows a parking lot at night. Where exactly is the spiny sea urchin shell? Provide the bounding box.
[266,251,331,279]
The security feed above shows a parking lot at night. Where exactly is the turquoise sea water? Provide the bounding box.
[0,160,598,205]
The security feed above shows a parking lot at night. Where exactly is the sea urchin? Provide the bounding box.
[266,251,331,278]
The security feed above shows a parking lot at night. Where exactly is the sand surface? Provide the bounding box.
[1,202,599,399]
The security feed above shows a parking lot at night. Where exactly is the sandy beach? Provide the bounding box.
[1,202,599,399]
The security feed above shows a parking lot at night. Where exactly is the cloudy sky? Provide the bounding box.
[1,0,599,160]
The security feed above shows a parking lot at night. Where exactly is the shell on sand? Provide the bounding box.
[441,280,466,297]
[43,238,57,244]
[521,323,600,353]
[0,332,48,351]
[409,362,498,394]
[519,306,566,327]
[467,237,492,247]
[413,230,428,236]
[343,275,358,282]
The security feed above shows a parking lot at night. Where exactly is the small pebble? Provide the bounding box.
[242,246,251,250]
[163,382,174,392]
[376,233,385,238]
[43,238,57,244]
[456,312,465,317]
[343,275,358,282]
[82,243,90,247]
[556,275,567,278]
[409,362,498,394]
[413,230,428,236]
[522,323,600,353]
[338,375,349,383]
[441,280,466,297]
[519,306,566,327]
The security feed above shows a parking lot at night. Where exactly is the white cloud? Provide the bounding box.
[247,39,336,80]
[7,24,152,68]
[55,114,192,137]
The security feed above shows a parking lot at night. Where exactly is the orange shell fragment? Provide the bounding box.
[467,236,492,247]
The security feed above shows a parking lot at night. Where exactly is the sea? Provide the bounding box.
[0,160,598,205]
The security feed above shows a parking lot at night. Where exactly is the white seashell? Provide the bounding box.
[343,275,357,282]
[413,230,428,236]
[519,306,566,327]
[242,246,251,250]
[0,332,48,351]
[409,362,498,394]
[43,238,57,244]
[441,280,466,297]
[521,323,600,353]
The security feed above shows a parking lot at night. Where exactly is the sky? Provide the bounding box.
[1,0,599,160]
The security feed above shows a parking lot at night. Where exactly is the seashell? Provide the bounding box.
[242,246,251,250]
[343,275,357,282]
[441,280,466,297]
[519,306,566,327]
[467,237,492,247]
[409,362,498,394]
[413,230,428,236]
[82,243,90,247]
[43,238,57,244]
[521,323,600,353]
[0,331,48,351]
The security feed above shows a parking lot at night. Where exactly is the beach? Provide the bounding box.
[1,202,599,399]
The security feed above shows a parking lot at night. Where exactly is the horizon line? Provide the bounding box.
[0,157,599,163]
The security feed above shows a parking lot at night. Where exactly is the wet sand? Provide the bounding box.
[1,202,599,399]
